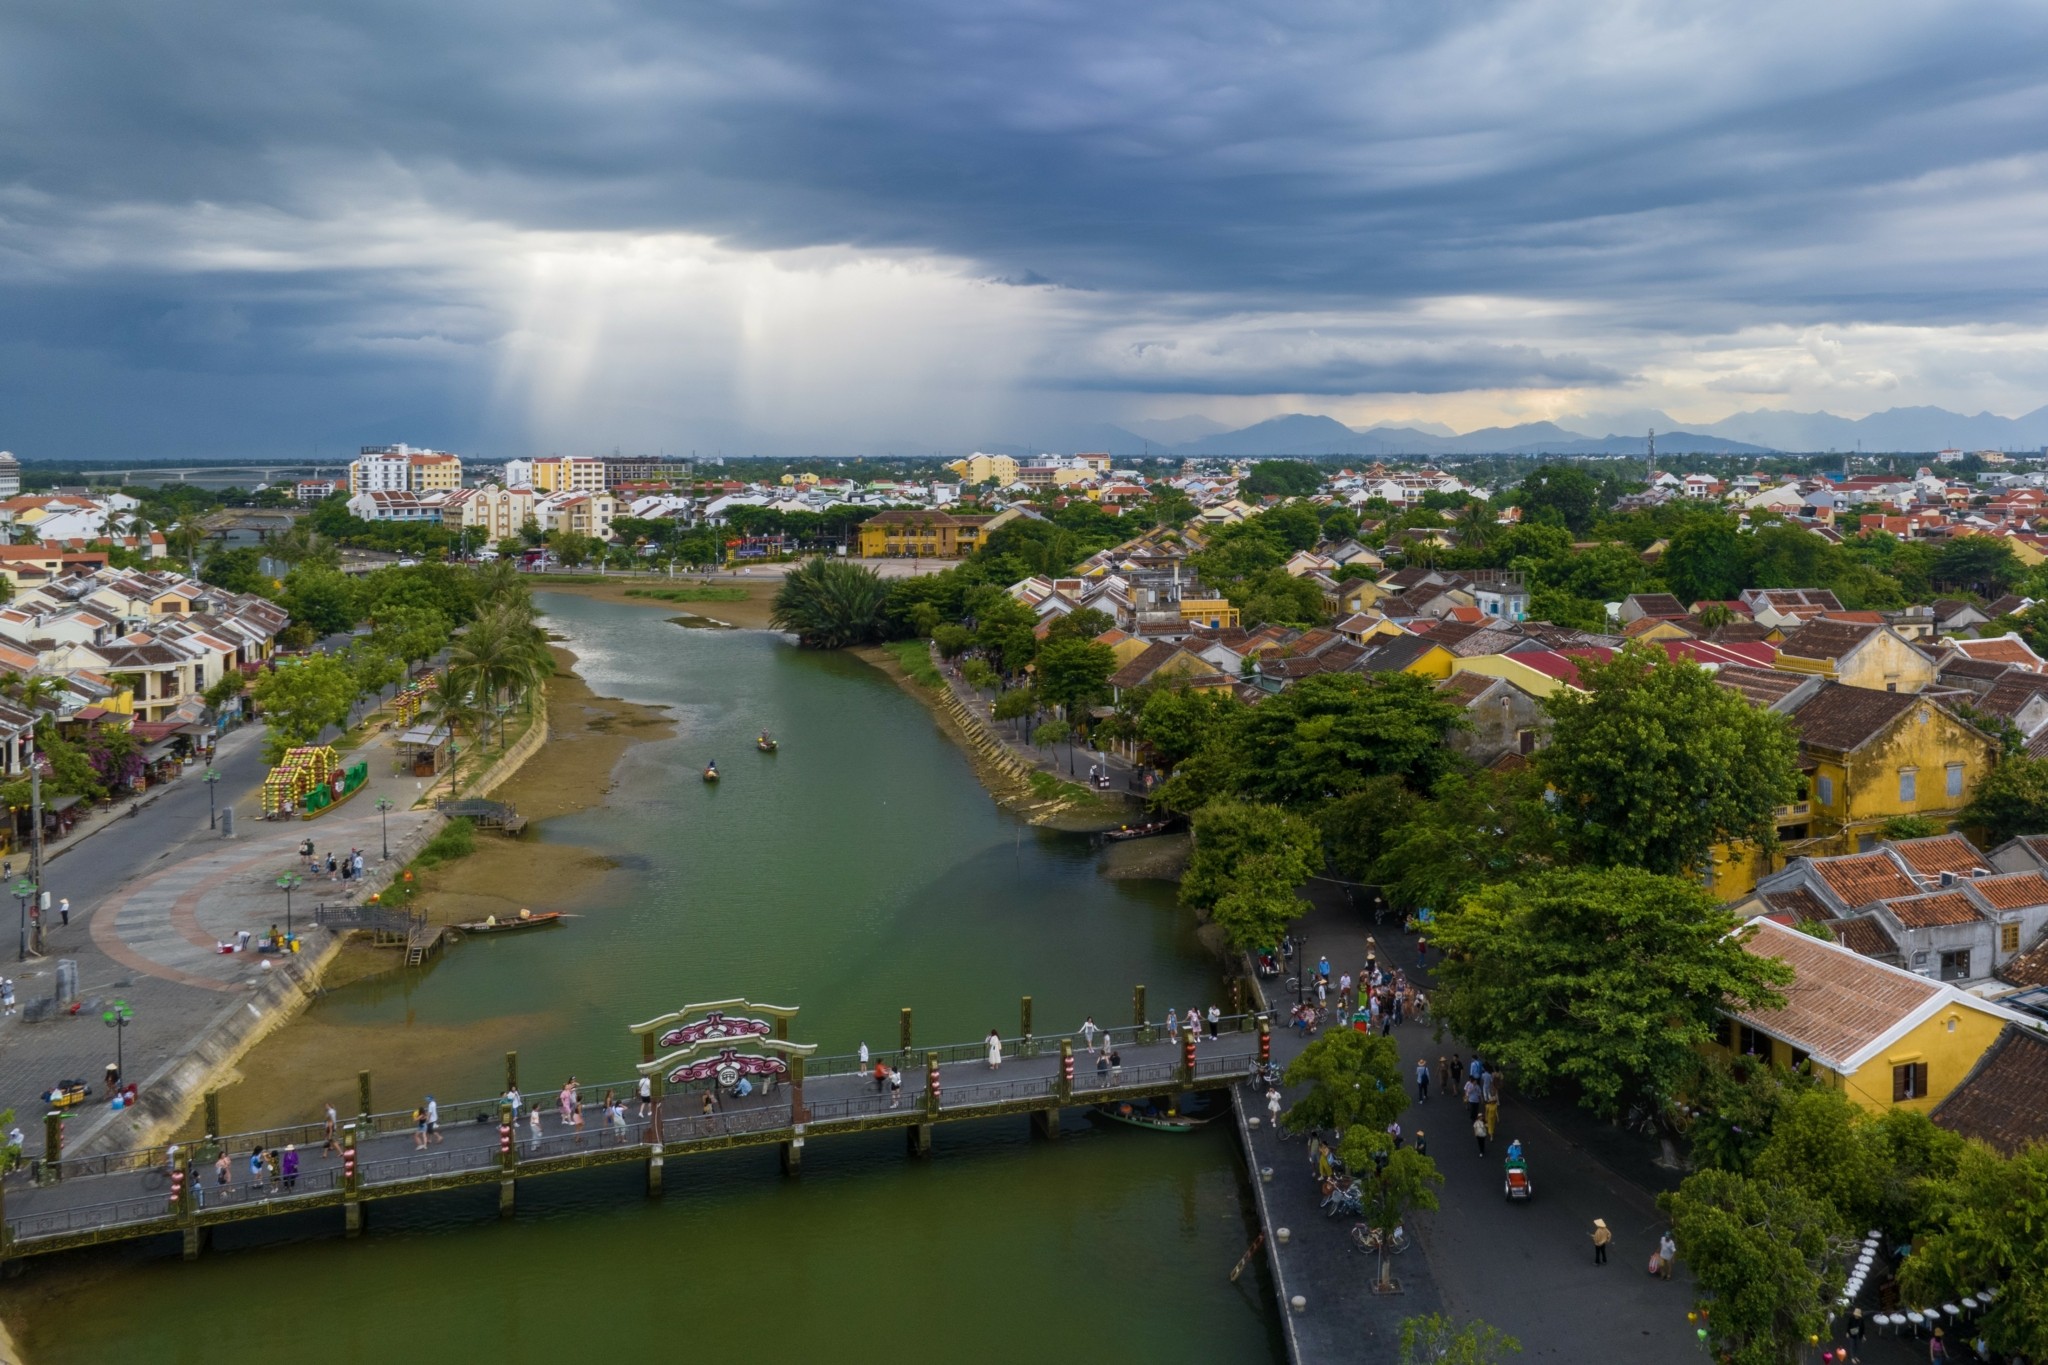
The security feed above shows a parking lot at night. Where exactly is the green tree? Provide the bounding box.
[1279,1027,1408,1137]
[769,557,891,649]
[1233,672,1466,809]
[1182,801,1321,950]
[1429,869,1791,1115]
[368,604,450,679]
[1961,752,2048,844]
[1360,1147,1443,1292]
[1035,638,1117,722]
[992,685,1038,739]
[1366,768,1561,913]
[1399,1315,1521,1365]
[1931,536,2024,596]
[200,545,270,595]
[278,565,361,639]
[1043,607,1115,643]
[1879,814,1941,840]
[1236,569,1329,629]
[1514,465,1601,533]
[251,654,356,762]
[1240,461,1325,498]
[1660,1168,1838,1365]
[1539,644,1801,875]
[1660,515,1748,604]
[1138,685,1244,771]
[1315,774,1421,882]
[1898,1142,2048,1359]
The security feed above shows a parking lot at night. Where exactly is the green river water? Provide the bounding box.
[12,593,1282,1365]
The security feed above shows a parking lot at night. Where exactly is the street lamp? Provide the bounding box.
[11,876,34,963]
[374,796,393,861]
[103,999,132,1091]
[1294,933,1309,1008]
[276,872,302,943]
[202,767,222,830]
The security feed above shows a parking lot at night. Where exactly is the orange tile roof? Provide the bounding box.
[1810,852,1919,907]
[1879,890,1985,928]
[1759,886,1834,923]
[1733,919,1940,1068]
[1966,872,2048,911]
[1888,834,1990,878]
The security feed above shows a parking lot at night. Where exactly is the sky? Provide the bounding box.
[5,0,2048,459]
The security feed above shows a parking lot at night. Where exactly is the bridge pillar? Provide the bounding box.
[357,1070,373,1136]
[1057,1038,1075,1104]
[505,1051,518,1093]
[1133,985,1149,1044]
[1179,1031,1197,1088]
[341,1125,363,1238]
[1031,1107,1060,1140]
[779,1134,803,1175]
[907,1124,932,1158]
[924,1051,941,1119]
[646,1149,663,1195]
[204,1089,221,1144]
[899,1007,913,1072]
[1230,978,1242,1023]
[42,1110,62,1184]
[182,1225,206,1260]
[1020,995,1033,1057]
[497,1102,516,1218]
[1258,1016,1271,1066]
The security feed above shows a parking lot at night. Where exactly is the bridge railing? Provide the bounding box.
[804,1013,1261,1078]
[9,1191,174,1242]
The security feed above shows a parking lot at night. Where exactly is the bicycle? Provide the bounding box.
[1350,1223,1410,1255]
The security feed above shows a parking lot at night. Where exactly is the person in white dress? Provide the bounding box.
[985,1029,1003,1069]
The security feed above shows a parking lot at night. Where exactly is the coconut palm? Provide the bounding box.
[769,557,890,649]
[415,672,486,794]
[1453,501,1493,554]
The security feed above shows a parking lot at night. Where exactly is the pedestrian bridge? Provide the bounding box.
[0,998,1267,1262]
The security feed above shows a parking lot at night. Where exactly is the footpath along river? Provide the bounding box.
[5,591,1283,1365]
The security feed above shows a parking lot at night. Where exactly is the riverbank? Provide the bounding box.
[173,646,676,1136]
[528,574,781,628]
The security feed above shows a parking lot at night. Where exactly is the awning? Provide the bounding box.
[394,724,451,747]
[45,795,83,813]
[139,740,180,762]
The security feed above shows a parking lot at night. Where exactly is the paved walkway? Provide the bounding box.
[936,651,1148,795]
[4,1023,1259,1246]
[0,720,438,1158]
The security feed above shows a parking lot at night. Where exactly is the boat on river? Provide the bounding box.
[1103,818,1181,843]
[703,763,720,782]
[756,734,777,753]
[454,911,564,935]
[1092,1101,1217,1133]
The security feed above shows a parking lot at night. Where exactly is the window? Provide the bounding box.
[1899,768,1917,803]
[1517,729,1537,755]
[1817,775,1834,807]
[1715,1017,1734,1049]
[1892,1061,1929,1102]
[1939,949,1972,982]
[2005,922,2023,953]
[1947,763,1964,799]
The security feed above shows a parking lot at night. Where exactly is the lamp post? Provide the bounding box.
[202,767,222,830]
[11,876,34,963]
[1294,934,1309,1008]
[103,998,132,1089]
[374,796,393,861]
[276,872,302,943]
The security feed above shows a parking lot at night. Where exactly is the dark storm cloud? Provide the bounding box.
[5,0,2048,451]
[1052,342,1626,395]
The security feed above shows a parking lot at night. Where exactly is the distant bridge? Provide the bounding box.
[0,997,1265,1262]
[84,466,351,486]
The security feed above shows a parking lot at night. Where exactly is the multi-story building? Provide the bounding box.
[944,453,1020,487]
[534,491,617,540]
[0,451,20,501]
[349,444,463,495]
[443,484,538,542]
[601,456,693,490]
[295,479,343,504]
[345,491,443,523]
[526,457,609,495]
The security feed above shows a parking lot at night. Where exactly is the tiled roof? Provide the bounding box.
[1734,919,1941,1068]
[1938,657,2012,682]
[1978,673,2048,719]
[1809,851,1920,906]
[1888,834,1990,879]
[1931,1026,2048,1156]
[1788,682,1918,752]
[1831,916,1901,961]
[1777,619,1882,662]
[1759,886,1835,924]
[1948,636,2043,669]
[1713,665,1812,710]
[1625,593,1688,619]
[1358,635,1445,674]
[1878,890,1985,928]
[1965,871,2048,911]
[1435,673,1497,706]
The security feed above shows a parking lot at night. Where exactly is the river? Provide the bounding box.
[9,592,1282,1365]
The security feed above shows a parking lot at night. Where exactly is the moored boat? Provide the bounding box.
[454,911,564,934]
[756,735,777,753]
[1104,818,1181,843]
[703,763,720,782]
[1092,1101,1215,1133]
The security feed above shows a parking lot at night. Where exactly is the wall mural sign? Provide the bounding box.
[666,1047,789,1089]
[628,997,816,1118]
[658,1011,771,1050]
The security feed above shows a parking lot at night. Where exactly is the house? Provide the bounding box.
[1354,635,1455,681]
[1932,633,2048,675]
[1436,673,1545,765]
[1930,1026,2048,1155]
[1931,599,1992,636]
[1742,588,1845,630]
[1787,682,1997,853]
[447,484,538,542]
[1618,593,1689,624]
[1774,619,1937,693]
[346,491,442,523]
[533,491,618,541]
[1712,917,2025,1113]
[1324,578,1388,618]
[1106,643,1222,699]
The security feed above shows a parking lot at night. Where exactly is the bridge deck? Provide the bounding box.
[1,1024,1260,1257]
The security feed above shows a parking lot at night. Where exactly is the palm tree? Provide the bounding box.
[1453,501,1493,554]
[447,602,554,746]
[769,558,890,649]
[415,673,485,794]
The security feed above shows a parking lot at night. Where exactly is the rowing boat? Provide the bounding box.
[453,911,564,934]
[1092,1102,1215,1133]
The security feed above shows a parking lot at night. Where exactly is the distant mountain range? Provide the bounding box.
[987,404,2048,458]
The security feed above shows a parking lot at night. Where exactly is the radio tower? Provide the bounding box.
[1647,428,1656,488]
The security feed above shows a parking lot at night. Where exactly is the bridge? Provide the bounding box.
[0,996,1266,1263]
[90,465,352,487]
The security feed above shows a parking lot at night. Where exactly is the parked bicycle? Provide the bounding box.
[1350,1223,1410,1254]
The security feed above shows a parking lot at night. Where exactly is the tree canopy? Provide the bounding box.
[1961,753,2048,845]
[1539,644,1802,875]
[1181,800,1321,951]
[770,557,891,649]
[1429,868,1791,1114]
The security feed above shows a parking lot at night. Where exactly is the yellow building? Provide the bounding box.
[1791,682,1996,853]
[1717,918,2023,1113]
[944,454,1020,487]
[1449,653,1579,699]
[857,509,993,558]
[1178,597,1241,631]
[408,454,462,492]
[1326,577,1393,617]
[531,457,609,494]
[1775,619,1936,692]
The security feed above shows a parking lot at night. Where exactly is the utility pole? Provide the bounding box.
[28,739,43,941]
[1647,429,1656,490]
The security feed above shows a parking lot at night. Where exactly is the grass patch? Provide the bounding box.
[625,586,749,603]
[882,639,943,688]
[412,817,476,870]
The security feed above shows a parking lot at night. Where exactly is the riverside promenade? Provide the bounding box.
[0,719,440,1162]
[0,1014,1261,1260]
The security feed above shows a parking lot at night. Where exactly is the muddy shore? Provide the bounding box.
[175,644,676,1136]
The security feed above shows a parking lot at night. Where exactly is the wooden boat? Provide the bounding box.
[453,911,563,934]
[756,737,777,753]
[1103,818,1181,843]
[703,764,719,782]
[1092,1101,1216,1133]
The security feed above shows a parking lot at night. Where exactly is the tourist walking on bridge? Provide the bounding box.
[1205,1004,1220,1039]
[985,1028,1003,1069]
[1079,1016,1099,1053]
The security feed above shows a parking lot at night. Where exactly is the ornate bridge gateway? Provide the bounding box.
[0,991,1267,1263]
